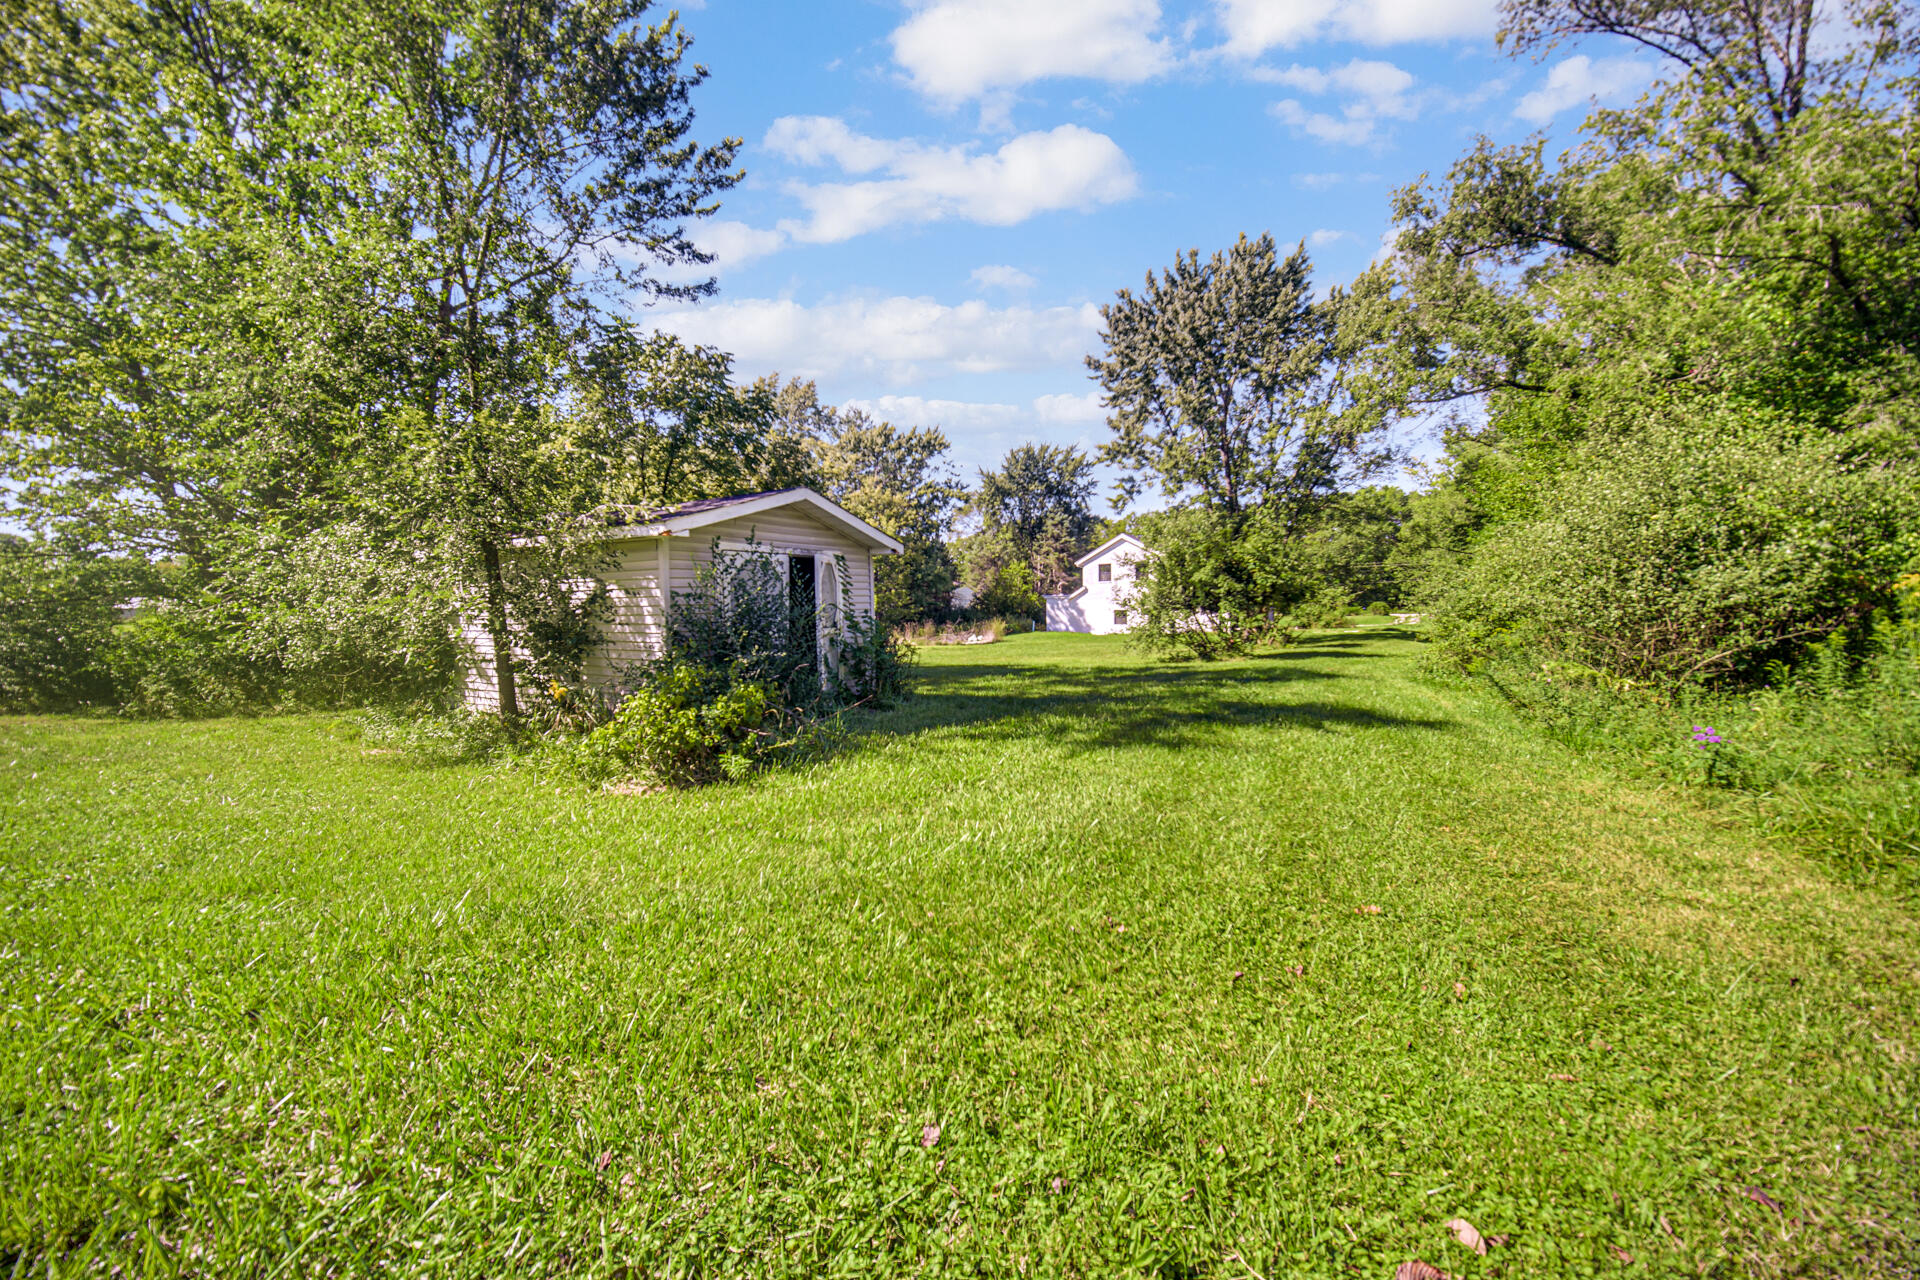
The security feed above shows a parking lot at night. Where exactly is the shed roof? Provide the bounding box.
[595,487,903,554]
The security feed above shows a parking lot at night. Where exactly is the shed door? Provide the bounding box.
[787,554,818,668]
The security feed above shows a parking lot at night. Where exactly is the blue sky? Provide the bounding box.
[645,0,1657,491]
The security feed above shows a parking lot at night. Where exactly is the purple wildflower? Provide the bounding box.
[1690,725,1722,748]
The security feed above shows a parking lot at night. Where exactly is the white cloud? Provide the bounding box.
[648,295,1104,384]
[764,117,1139,243]
[1265,57,1420,146]
[1307,228,1351,248]
[970,264,1037,291]
[762,117,898,172]
[1215,0,1496,53]
[692,220,788,271]
[891,0,1174,106]
[839,391,1106,433]
[1272,100,1379,146]
[1514,55,1653,125]
[1294,170,1380,189]
[1260,58,1415,102]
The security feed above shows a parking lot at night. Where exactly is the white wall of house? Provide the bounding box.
[462,495,886,711]
[1044,533,1147,635]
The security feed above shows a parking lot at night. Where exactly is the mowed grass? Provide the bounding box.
[2,630,1917,1278]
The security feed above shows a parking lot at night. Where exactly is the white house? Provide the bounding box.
[462,487,902,710]
[1043,533,1148,634]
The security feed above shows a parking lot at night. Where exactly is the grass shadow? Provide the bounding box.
[866,642,1454,754]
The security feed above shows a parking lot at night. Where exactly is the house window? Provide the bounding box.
[1114,609,1129,626]
[1097,563,1112,581]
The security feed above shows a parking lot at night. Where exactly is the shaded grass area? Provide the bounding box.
[2,630,1916,1276]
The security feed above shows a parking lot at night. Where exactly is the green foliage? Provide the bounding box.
[554,543,908,788]
[972,555,1045,622]
[1430,409,1918,685]
[1092,234,1385,517]
[652,544,830,709]
[0,541,132,711]
[830,613,917,708]
[1303,486,1412,606]
[0,0,746,718]
[0,526,462,716]
[968,443,1099,595]
[813,410,965,626]
[576,664,831,788]
[1126,507,1336,659]
[953,527,1046,622]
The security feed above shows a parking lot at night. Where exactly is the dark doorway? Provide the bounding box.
[787,555,817,668]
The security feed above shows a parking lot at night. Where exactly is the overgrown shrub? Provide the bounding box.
[1366,601,1390,616]
[2,525,464,717]
[561,542,911,787]
[0,541,136,711]
[832,612,916,705]
[573,662,835,787]
[1127,507,1338,659]
[1429,410,1919,685]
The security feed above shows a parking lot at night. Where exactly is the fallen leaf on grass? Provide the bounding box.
[1548,1073,1578,1082]
[1742,1186,1782,1212]
[595,1150,612,1173]
[1444,1219,1486,1255]
[1453,982,1466,999]
[1607,1245,1634,1263]
[1289,964,1306,978]
[921,1123,941,1149]
[1357,905,1384,916]
[1394,1261,1451,1280]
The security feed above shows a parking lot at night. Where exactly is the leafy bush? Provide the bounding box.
[573,662,834,788]
[0,541,135,711]
[2,525,463,717]
[557,541,911,787]
[832,612,916,705]
[1126,507,1334,659]
[1429,410,1918,685]
[653,544,827,707]
[98,607,270,717]
[1366,601,1389,616]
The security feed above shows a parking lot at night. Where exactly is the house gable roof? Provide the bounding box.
[1074,532,1149,569]
[599,487,904,554]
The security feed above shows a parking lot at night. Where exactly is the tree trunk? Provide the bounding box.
[481,537,519,719]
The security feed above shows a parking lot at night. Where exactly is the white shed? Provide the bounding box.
[462,487,902,710]
[1043,533,1148,634]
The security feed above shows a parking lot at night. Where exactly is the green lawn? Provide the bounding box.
[3,629,1916,1277]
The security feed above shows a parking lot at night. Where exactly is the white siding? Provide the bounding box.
[669,507,876,620]
[458,545,668,711]
[1045,535,1147,634]
[460,502,885,710]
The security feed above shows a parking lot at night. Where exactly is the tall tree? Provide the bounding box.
[360,0,740,716]
[0,0,746,717]
[969,443,1098,595]
[1090,234,1360,519]
[813,410,965,624]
